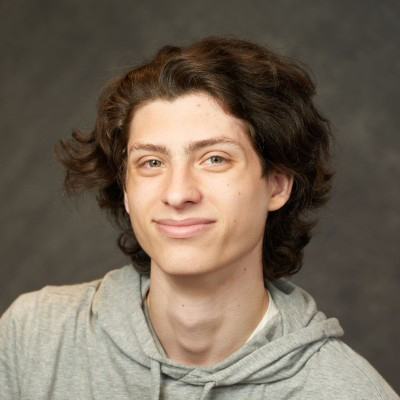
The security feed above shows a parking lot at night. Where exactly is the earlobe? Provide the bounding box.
[267,171,294,212]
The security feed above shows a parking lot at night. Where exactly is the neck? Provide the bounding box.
[146,259,269,367]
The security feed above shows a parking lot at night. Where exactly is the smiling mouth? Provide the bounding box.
[153,218,215,239]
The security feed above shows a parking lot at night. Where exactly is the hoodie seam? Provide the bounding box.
[325,340,385,400]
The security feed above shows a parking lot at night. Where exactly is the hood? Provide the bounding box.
[93,265,344,400]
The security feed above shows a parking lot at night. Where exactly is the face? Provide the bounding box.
[124,92,292,277]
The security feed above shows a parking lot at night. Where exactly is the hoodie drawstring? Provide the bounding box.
[200,381,216,400]
[151,359,215,400]
[151,359,161,400]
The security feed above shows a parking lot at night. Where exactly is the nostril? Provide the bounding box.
[161,171,202,207]
[162,188,202,208]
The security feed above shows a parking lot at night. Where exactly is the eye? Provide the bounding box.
[201,154,232,171]
[141,159,164,168]
[205,155,226,165]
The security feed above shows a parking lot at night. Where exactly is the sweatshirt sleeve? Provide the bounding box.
[0,292,38,398]
[319,339,400,400]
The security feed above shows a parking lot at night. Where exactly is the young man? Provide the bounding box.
[0,37,397,399]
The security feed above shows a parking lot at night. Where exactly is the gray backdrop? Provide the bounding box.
[1,0,399,393]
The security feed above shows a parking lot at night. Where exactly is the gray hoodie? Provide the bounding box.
[0,265,397,399]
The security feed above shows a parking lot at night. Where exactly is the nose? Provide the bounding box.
[161,164,202,209]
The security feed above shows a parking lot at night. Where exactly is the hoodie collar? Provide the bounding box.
[92,265,344,398]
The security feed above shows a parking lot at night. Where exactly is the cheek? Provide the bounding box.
[125,175,159,211]
[124,188,156,255]
[213,178,269,230]
[124,182,154,229]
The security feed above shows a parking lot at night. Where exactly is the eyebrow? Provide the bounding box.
[128,136,244,157]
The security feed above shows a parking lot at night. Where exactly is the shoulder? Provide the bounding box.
[0,277,101,395]
[3,278,100,321]
[0,266,141,397]
[0,278,101,351]
[0,265,137,342]
[305,338,398,399]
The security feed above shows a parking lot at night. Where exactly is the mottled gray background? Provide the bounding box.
[1,0,399,392]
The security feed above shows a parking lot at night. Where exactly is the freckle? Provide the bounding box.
[244,268,247,271]
[238,192,241,195]
[181,304,185,307]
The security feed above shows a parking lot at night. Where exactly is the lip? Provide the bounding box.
[154,218,215,239]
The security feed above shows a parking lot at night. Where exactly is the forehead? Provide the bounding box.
[128,93,252,149]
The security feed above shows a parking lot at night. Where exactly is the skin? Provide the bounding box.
[124,92,293,366]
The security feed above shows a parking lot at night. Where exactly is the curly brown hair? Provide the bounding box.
[55,36,333,281]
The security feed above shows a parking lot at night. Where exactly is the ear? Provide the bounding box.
[123,190,130,215]
[267,171,294,212]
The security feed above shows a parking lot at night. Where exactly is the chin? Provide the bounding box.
[151,250,220,277]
